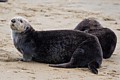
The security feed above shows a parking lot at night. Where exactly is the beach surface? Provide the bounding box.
[0,0,120,80]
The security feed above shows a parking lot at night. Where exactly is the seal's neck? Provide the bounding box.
[12,27,35,35]
[23,27,35,35]
[11,27,35,42]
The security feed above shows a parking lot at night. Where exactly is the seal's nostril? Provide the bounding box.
[11,19,16,23]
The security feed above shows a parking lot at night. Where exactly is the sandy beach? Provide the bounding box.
[0,0,120,80]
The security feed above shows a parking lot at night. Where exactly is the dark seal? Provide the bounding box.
[10,17,103,74]
[74,18,117,59]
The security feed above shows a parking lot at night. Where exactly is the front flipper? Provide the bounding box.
[22,54,32,62]
[16,54,32,62]
[20,46,33,62]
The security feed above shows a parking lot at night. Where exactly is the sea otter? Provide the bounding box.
[74,18,117,59]
[10,17,103,74]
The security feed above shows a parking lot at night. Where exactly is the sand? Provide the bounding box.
[0,0,120,80]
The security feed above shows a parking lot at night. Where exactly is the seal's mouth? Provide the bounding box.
[10,22,18,31]
[11,23,14,27]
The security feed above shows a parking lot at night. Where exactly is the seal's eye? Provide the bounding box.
[20,19,23,23]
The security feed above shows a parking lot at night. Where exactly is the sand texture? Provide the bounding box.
[0,0,120,80]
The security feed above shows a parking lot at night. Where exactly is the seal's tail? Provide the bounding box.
[88,60,99,74]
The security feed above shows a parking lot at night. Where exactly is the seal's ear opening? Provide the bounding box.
[26,27,29,30]
[25,24,34,32]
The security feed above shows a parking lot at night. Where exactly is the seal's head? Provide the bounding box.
[75,18,103,31]
[10,17,32,33]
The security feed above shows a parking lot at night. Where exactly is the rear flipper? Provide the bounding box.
[88,60,99,74]
[50,61,100,74]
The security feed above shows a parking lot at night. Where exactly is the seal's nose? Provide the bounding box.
[11,19,16,23]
